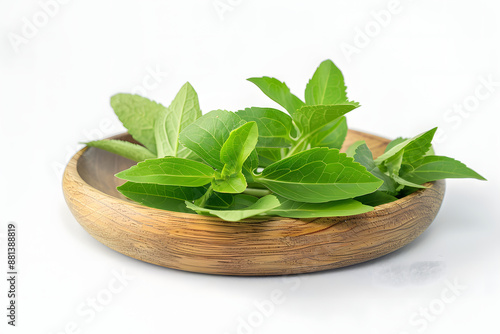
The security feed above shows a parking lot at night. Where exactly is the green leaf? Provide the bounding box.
[309,116,348,150]
[384,149,405,176]
[236,107,293,148]
[402,127,437,166]
[269,197,373,218]
[255,148,383,203]
[204,193,261,210]
[185,195,281,221]
[392,174,427,189]
[117,182,206,213]
[247,77,305,116]
[346,140,366,158]
[154,82,201,158]
[293,103,359,137]
[179,110,244,170]
[256,148,283,167]
[212,171,247,193]
[352,142,397,194]
[384,137,407,153]
[243,150,259,182]
[355,191,398,207]
[111,94,167,154]
[220,122,259,176]
[86,140,156,162]
[375,128,437,166]
[400,155,486,184]
[115,157,214,186]
[204,192,235,209]
[304,59,349,105]
[154,108,170,158]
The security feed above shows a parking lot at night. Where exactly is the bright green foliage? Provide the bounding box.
[117,182,206,213]
[115,157,214,187]
[85,59,485,221]
[186,195,280,221]
[255,148,383,203]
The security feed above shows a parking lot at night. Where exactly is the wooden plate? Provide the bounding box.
[63,130,445,276]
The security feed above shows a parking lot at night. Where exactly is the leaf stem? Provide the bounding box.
[243,188,271,198]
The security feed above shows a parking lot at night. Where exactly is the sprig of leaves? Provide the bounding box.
[85,60,486,221]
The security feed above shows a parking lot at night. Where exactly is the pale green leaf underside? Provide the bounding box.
[392,174,427,189]
[384,137,407,153]
[185,195,280,221]
[111,94,167,154]
[256,148,383,203]
[269,197,373,218]
[115,157,214,187]
[86,140,156,162]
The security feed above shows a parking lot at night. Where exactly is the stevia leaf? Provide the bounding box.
[255,148,383,203]
[256,148,283,167]
[115,157,214,187]
[352,142,397,194]
[392,174,427,189]
[117,182,207,213]
[86,140,156,162]
[212,172,247,193]
[242,150,259,182]
[111,94,167,154]
[384,149,405,176]
[179,110,244,170]
[229,194,260,209]
[384,137,407,153]
[293,103,359,137]
[220,122,258,176]
[236,107,293,148]
[400,155,487,184]
[204,193,260,210]
[402,127,437,166]
[269,197,373,218]
[374,128,437,166]
[355,191,398,207]
[247,77,305,116]
[305,59,349,105]
[346,140,366,158]
[155,82,202,158]
[309,116,348,150]
[154,108,170,158]
[185,195,281,221]
[205,192,235,209]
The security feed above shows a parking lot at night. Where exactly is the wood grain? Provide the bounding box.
[62,130,445,276]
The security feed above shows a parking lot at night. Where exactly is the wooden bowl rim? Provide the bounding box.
[64,130,439,223]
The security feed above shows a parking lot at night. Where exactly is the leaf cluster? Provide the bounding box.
[86,61,486,221]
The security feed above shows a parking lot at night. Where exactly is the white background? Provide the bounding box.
[1,0,499,333]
